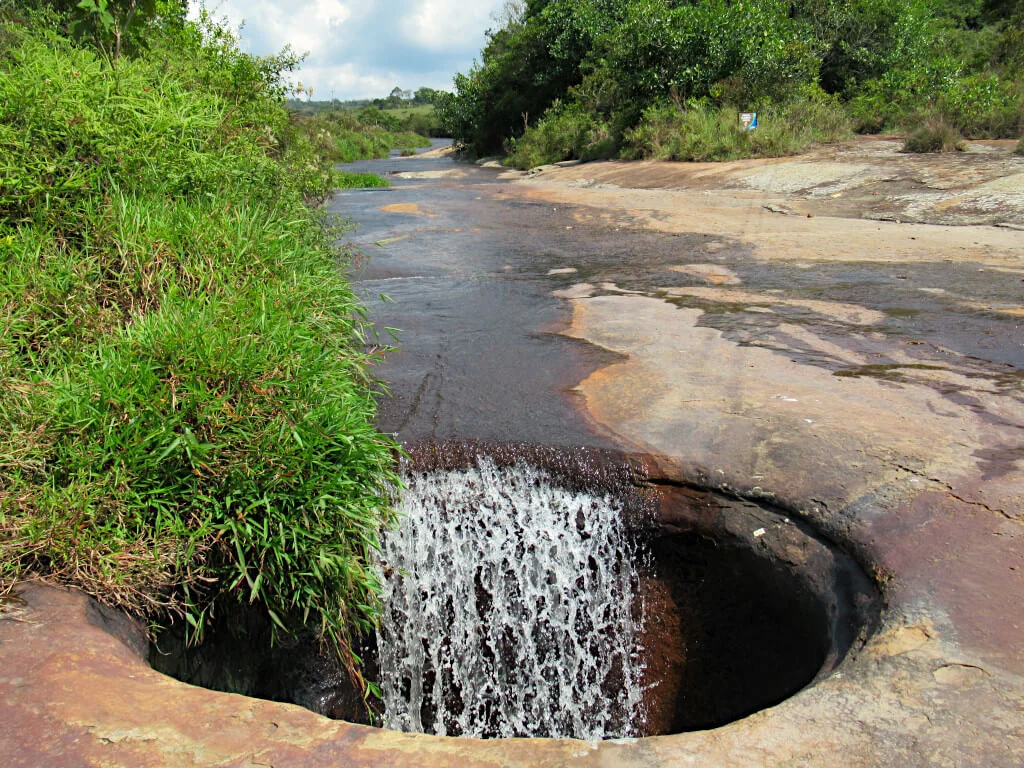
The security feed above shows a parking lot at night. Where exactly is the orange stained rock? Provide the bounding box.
[380,203,437,217]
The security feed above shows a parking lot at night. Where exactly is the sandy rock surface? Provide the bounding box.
[2,138,1022,766]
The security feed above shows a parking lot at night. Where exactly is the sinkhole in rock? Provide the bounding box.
[150,442,879,739]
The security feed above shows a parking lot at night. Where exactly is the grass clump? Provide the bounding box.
[624,92,851,163]
[624,103,748,162]
[1016,135,1024,155]
[506,102,616,169]
[331,126,429,162]
[902,115,966,153]
[0,9,400,684]
[292,108,430,164]
[282,111,425,169]
[336,171,390,188]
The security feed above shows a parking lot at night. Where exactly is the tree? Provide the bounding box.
[414,87,444,104]
[32,0,186,62]
[443,0,1024,154]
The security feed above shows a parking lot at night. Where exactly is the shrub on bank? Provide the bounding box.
[623,92,851,163]
[337,171,391,188]
[848,67,1024,139]
[332,127,429,162]
[0,11,399,673]
[623,103,749,162]
[442,1,1024,160]
[506,90,852,169]
[902,115,966,152]
[294,109,430,163]
[506,102,616,169]
[935,73,1023,139]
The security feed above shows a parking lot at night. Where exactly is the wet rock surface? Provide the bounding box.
[2,137,1023,765]
[141,440,873,741]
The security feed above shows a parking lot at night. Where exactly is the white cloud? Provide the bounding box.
[399,0,497,52]
[191,0,505,99]
[299,63,395,100]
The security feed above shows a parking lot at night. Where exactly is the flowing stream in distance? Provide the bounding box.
[376,457,646,740]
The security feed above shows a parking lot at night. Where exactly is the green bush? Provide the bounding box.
[0,10,399,678]
[336,171,390,188]
[848,57,1024,139]
[624,102,749,161]
[902,115,966,152]
[401,110,436,137]
[935,72,1023,138]
[624,93,850,162]
[771,90,853,144]
[443,0,1024,157]
[506,102,616,169]
[288,112,429,165]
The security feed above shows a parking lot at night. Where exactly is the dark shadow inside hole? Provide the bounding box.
[641,532,830,732]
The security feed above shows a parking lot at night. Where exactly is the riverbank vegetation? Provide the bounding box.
[292,107,432,163]
[439,0,1024,167]
[290,95,448,140]
[0,2,402,687]
[902,115,967,153]
[337,171,393,189]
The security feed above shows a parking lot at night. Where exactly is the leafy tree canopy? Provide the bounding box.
[438,0,1024,156]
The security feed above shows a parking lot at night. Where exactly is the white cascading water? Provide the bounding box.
[376,457,646,740]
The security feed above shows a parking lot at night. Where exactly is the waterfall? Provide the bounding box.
[376,456,646,740]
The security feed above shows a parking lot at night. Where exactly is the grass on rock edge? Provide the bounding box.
[0,10,404,695]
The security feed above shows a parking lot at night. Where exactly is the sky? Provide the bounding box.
[188,1,507,101]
